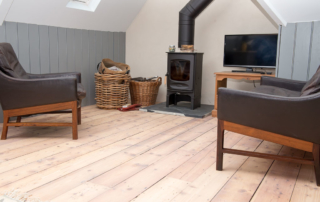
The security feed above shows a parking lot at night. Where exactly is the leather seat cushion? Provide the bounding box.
[77,83,86,100]
[252,85,301,97]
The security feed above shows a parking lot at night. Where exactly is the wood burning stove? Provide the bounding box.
[166,52,203,110]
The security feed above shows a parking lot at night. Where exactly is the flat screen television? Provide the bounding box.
[223,34,278,70]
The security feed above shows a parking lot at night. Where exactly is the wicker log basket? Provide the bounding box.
[130,77,162,106]
[95,73,131,109]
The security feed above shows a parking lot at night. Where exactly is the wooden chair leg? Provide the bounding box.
[15,116,22,127]
[72,101,78,140]
[313,144,320,186]
[77,107,81,125]
[1,111,9,140]
[216,119,225,171]
[16,116,21,123]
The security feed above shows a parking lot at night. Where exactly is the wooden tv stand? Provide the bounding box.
[212,72,275,117]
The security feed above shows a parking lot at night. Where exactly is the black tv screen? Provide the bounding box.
[224,34,278,68]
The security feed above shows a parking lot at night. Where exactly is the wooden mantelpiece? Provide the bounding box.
[212,72,275,117]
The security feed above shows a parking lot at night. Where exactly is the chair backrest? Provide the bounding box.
[0,43,27,78]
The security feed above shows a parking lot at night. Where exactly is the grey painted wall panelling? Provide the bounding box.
[17,23,30,72]
[309,21,320,78]
[278,23,296,79]
[49,27,59,73]
[58,27,67,73]
[119,32,126,63]
[0,22,5,42]
[102,32,109,59]
[81,30,90,106]
[39,25,50,74]
[292,22,312,81]
[29,24,41,74]
[89,30,96,105]
[95,31,103,66]
[67,29,75,72]
[74,29,82,75]
[113,32,120,62]
[5,22,19,58]
[108,32,114,60]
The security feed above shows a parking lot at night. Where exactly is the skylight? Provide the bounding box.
[66,0,101,12]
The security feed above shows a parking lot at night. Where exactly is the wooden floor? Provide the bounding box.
[0,105,319,202]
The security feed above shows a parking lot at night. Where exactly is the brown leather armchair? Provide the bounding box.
[0,43,86,140]
[216,70,320,186]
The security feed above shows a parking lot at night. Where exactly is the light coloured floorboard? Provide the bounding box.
[0,106,318,202]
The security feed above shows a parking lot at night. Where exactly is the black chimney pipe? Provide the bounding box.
[178,0,213,48]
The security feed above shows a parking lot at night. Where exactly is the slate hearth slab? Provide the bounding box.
[140,102,214,118]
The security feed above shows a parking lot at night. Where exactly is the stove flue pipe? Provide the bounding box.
[178,0,213,48]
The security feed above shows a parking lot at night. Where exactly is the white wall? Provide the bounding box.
[126,0,278,105]
[260,0,320,25]
[4,0,147,32]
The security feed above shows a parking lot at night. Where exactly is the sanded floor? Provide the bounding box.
[0,105,318,202]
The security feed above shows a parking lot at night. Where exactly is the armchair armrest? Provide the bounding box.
[0,73,78,110]
[28,72,81,83]
[261,76,306,92]
[218,88,320,144]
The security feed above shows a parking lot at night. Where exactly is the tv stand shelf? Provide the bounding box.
[212,71,275,117]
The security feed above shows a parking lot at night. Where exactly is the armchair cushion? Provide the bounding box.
[0,43,27,78]
[301,65,320,96]
[261,76,306,92]
[252,85,300,97]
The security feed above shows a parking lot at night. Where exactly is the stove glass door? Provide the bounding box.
[170,60,190,81]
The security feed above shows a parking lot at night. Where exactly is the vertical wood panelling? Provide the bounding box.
[119,32,126,63]
[74,30,82,75]
[5,22,19,58]
[81,30,90,106]
[95,31,103,66]
[108,32,114,60]
[278,23,296,79]
[88,30,96,105]
[0,21,126,122]
[29,24,41,74]
[39,25,50,74]
[292,22,312,81]
[0,22,5,42]
[58,28,67,73]
[113,32,120,62]
[95,31,103,105]
[278,21,320,81]
[67,29,75,72]
[102,32,109,58]
[17,23,30,72]
[309,21,320,78]
[49,27,59,73]
[74,30,83,105]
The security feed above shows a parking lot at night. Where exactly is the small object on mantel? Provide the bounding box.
[169,45,176,52]
[180,45,194,52]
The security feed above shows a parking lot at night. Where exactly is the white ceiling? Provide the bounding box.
[256,0,320,26]
[3,0,147,32]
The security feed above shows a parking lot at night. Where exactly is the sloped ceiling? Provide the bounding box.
[256,0,320,26]
[3,0,147,31]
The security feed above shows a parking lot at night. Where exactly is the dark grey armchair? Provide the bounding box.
[0,43,86,140]
[216,68,320,186]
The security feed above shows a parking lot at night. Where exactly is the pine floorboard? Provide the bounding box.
[0,105,318,202]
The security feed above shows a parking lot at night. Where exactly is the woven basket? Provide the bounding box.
[95,73,131,109]
[130,77,162,106]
